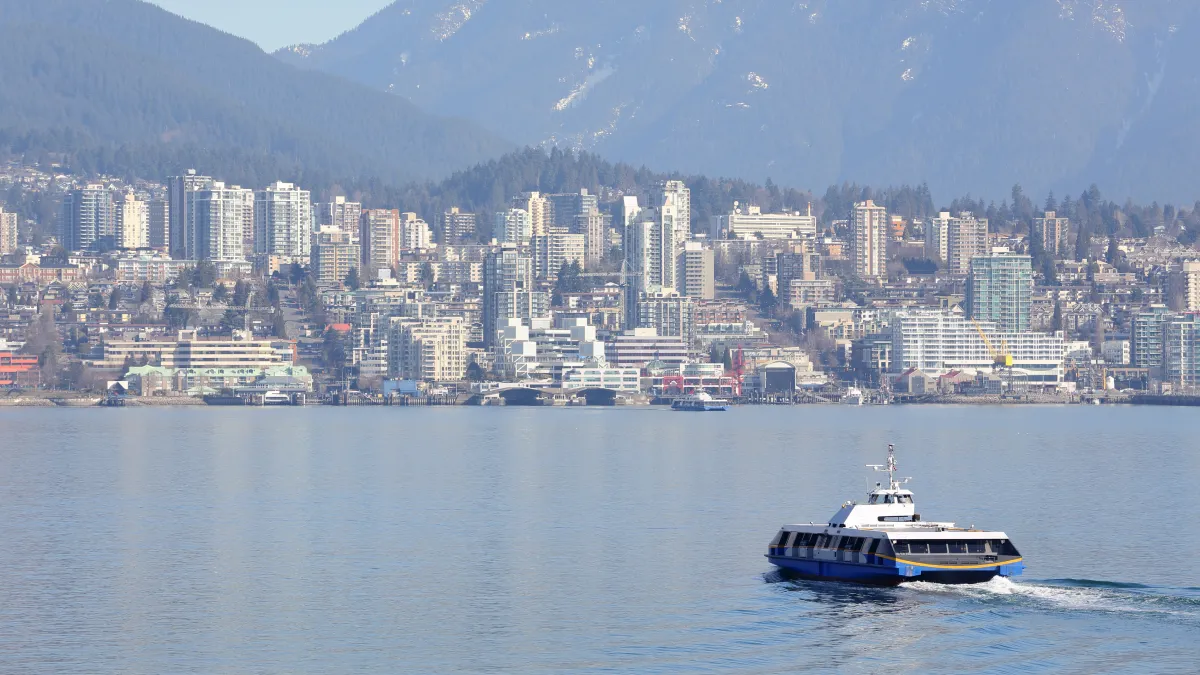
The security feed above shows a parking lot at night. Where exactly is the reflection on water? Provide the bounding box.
[0,405,1198,673]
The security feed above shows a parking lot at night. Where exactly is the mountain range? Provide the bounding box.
[276,0,1200,203]
[0,0,511,187]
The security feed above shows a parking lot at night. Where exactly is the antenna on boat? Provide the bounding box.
[866,443,911,491]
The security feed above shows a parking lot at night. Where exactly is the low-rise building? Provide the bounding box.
[890,309,1066,385]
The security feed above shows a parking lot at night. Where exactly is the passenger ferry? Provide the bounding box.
[671,392,729,411]
[766,445,1024,585]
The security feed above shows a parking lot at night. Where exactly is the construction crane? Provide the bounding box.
[971,318,1016,395]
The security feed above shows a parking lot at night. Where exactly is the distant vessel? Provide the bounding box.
[261,391,293,406]
[671,392,728,411]
[766,444,1024,585]
[843,387,865,405]
[203,394,245,406]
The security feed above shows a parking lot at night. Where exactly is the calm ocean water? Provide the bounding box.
[0,405,1197,673]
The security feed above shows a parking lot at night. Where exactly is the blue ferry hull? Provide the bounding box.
[767,555,1024,586]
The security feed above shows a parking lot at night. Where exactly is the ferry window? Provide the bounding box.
[892,541,909,554]
[909,542,929,554]
[898,495,912,504]
[868,495,879,504]
[776,532,791,547]
[884,495,895,504]
[795,533,811,547]
[927,542,948,554]
[967,541,985,554]
[948,542,966,554]
[866,539,880,555]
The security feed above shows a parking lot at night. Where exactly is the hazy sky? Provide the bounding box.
[149,0,392,52]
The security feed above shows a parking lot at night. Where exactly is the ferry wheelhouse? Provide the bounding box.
[766,445,1024,585]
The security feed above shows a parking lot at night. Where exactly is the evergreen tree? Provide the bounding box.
[107,286,123,309]
[231,280,250,306]
[759,286,777,317]
[344,267,360,290]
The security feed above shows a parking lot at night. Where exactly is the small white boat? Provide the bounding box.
[843,387,865,405]
[261,391,292,406]
[671,392,728,411]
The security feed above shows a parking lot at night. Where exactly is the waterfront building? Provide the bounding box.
[556,363,642,391]
[966,251,1032,333]
[254,181,313,264]
[889,310,1066,384]
[711,203,816,241]
[0,207,17,256]
[851,200,888,281]
[1162,313,1200,390]
[99,330,309,393]
[440,207,477,245]
[483,244,548,347]
[361,209,400,278]
[1131,305,1174,369]
[168,170,212,259]
[1034,211,1071,256]
[0,340,39,387]
[606,328,689,369]
[493,208,533,245]
[494,316,608,380]
[62,184,116,252]
[677,241,715,299]
[388,316,468,382]
[193,182,254,262]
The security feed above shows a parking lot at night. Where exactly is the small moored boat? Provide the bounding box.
[671,392,728,411]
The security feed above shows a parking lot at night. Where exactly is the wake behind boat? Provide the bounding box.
[766,444,1024,585]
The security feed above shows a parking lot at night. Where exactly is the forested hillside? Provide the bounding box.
[0,0,511,186]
